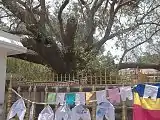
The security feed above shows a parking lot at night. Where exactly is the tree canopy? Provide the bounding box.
[1,0,160,73]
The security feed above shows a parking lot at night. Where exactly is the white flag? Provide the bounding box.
[7,98,26,120]
[55,105,71,120]
[29,103,34,120]
[144,84,158,100]
[75,92,85,105]
[56,93,65,105]
[38,105,54,120]
[96,90,107,104]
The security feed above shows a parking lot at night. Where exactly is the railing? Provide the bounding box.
[6,82,133,120]
[5,69,160,120]
[5,71,135,120]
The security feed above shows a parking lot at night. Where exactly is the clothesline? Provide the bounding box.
[11,85,137,105]
[11,88,98,105]
[12,89,47,105]
[9,90,116,120]
[8,84,160,120]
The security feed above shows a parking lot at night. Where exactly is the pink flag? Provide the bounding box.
[108,88,120,104]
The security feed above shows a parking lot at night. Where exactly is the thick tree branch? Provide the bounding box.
[93,0,116,49]
[85,0,105,45]
[91,0,98,11]
[6,30,33,36]
[108,24,139,39]
[139,4,160,22]
[17,0,29,8]
[1,0,37,28]
[118,28,160,64]
[20,37,37,51]
[96,0,137,49]
[103,0,109,14]
[0,15,13,18]
[1,0,77,73]
[39,0,46,27]
[128,29,160,51]
[90,1,160,52]
[115,0,134,14]
[108,22,160,40]
[58,0,70,41]
[20,37,68,73]
[79,0,86,5]
[86,21,160,53]
[17,0,37,24]
[9,49,47,66]
[2,0,26,23]
[91,0,104,15]
[119,50,127,65]
[33,4,41,10]
[62,16,78,72]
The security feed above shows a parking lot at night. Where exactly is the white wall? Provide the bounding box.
[0,50,7,103]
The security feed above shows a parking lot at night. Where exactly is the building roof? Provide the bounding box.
[118,62,160,71]
[0,30,27,55]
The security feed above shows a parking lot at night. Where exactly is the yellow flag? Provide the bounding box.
[86,92,96,105]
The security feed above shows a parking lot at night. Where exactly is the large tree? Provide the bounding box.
[1,0,160,73]
[136,40,160,64]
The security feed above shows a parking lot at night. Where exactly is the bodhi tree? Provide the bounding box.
[0,0,160,73]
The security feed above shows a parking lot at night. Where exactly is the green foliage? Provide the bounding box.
[137,40,160,64]
[137,53,160,64]
[6,51,116,82]
[7,58,53,82]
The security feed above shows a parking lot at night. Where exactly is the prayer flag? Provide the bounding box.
[47,93,56,104]
[38,105,54,120]
[133,84,160,120]
[65,93,76,105]
[7,98,26,120]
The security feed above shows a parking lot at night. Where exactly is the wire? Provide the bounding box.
[11,85,135,105]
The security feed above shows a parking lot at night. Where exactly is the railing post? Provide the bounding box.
[33,86,37,119]
[105,68,107,84]
[45,86,48,107]
[55,87,59,109]
[7,79,12,116]
[100,70,102,84]
[67,86,70,92]
[26,86,32,120]
[122,101,127,120]
[122,71,127,120]
[92,85,96,120]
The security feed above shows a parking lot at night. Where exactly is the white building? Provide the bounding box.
[0,30,27,119]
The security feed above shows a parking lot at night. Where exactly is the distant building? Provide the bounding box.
[119,67,160,83]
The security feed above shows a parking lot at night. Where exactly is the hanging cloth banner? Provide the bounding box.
[86,92,96,105]
[7,98,26,120]
[133,84,160,120]
[143,84,158,100]
[38,105,54,120]
[47,93,56,104]
[120,86,133,101]
[75,92,86,105]
[96,90,107,104]
[96,101,115,120]
[55,104,72,120]
[108,88,120,104]
[29,103,34,120]
[56,93,65,105]
[65,93,76,106]
[71,104,91,120]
